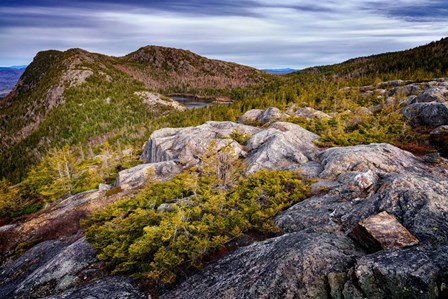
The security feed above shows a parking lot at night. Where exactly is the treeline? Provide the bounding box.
[296,37,448,83]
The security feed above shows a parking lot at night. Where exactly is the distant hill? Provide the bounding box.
[262,68,296,75]
[0,65,28,71]
[0,46,272,182]
[118,46,271,94]
[0,66,26,98]
[296,37,448,81]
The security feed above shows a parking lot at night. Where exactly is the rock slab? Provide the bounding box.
[350,211,419,251]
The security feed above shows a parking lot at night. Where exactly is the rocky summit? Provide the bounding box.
[1,113,447,299]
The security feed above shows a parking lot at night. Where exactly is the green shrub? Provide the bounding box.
[229,129,251,145]
[82,164,310,285]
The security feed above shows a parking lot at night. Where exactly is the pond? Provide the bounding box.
[170,95,214,109]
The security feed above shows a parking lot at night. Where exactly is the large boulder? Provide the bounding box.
[141,121,319,174]
[161,233,360,299]
[318,143,420,179]
[257,107,286,125]
[116,161,183,190]
[245,122,320,173]
[294,107,332,120]
[430,125,448,156]
[401,102,448,128]
[140,121,260,165]
[349,211,419,251]
[238,109,264,125]
[239,107,287,125]
[410,87,447,104]
[352,246,448,299]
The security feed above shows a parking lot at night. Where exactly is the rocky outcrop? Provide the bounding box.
[401,102,448,128]
[134,91,186,111]
[239,107,287,125]
[161,232,360,299]
[141,121,260,165]
[238,109,264,125]
[2,118,448,299]
[43,276,146,299]
[161,142,448,299]
[116,160,183,190]
[245,122,319,173]
[430,125,448,155]
[295,107,332,120]
[140,121,319,174]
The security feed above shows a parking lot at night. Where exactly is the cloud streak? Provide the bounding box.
[0,0,447,68]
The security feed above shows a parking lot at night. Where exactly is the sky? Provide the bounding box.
[0,0,447,69]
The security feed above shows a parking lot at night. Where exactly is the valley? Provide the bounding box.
[0,67,25,98]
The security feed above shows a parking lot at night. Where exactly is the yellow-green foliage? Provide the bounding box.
[82,156,310,285]
[288,105,419,147]
[0,178,32,219]
[0,141,140,221]
[229,129,251,145]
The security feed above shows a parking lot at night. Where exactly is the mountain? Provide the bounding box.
[262,68,296,75]
[295,37,448,81]
[118,45,271,94]
[0,46,271,182]
[1,39,448,299]
[0,65,28,70]
[0,66,26,98]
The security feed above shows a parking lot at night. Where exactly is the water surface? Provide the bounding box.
[170,96,214,109]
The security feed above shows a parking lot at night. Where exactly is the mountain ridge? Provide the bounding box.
[0,45,272,182]
[295,37,448,80]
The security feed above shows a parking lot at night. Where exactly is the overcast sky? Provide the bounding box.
[0,0,447,69]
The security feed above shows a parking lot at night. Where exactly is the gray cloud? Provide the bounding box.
[0,0,447,68]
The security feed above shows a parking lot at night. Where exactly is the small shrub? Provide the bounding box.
[229,129,251,145]
[82,164,310,285]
